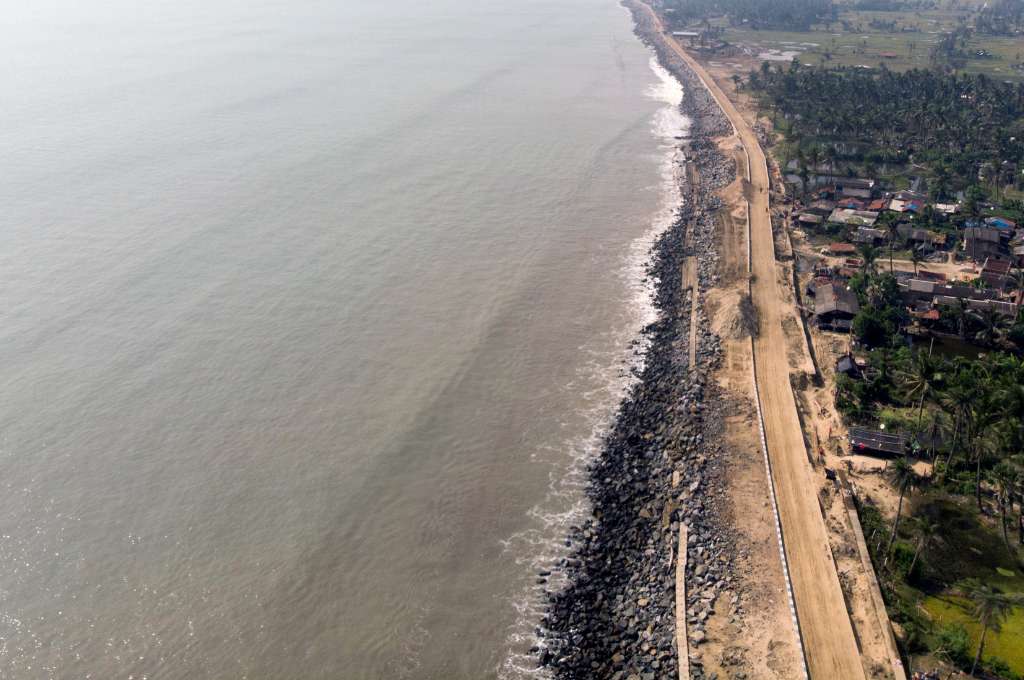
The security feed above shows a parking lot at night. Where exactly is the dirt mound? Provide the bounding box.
[708,288,759,339]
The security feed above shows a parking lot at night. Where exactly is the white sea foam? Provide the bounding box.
[498,56,689,679]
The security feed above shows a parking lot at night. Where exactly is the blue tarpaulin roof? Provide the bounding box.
[985,216,1016,229]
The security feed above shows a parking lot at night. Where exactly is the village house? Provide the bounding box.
[899,279,1000,305]
[807,199,837,216]
[836,198,867,210]
[964,226,1007,261]
[853,226,887,245]
[980,257,1014,290]
[896,224,946,252]
[796,213,823,227]
[828,208,879,227]
[826,242,858,256]
[814,282,860,332]
[933,296,1018,317]
[893,190,926,202]
[889,198,924,214]
[1014,244,1024,267]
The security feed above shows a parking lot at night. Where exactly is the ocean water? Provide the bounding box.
[0,0,686,677]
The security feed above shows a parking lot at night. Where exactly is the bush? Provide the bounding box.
[890,541,916,579]
[853,304,901,348]
[935,623,971,667]
[987,657,1021,680]
[900,617,930,654]
[878,408,915,432]
[836,374,872,420]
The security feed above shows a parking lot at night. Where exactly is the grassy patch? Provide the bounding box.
[858,489,1024,675]
[716,6,1024,80]
[922,593,1024,672]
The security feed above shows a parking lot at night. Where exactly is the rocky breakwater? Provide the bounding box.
[535,16,745,680]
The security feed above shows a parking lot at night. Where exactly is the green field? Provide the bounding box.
[923,592,1024,673]
[901,496,1024,675]
[723,25,1024,78]
[694,3,1024,79]
[860,493,1024,675]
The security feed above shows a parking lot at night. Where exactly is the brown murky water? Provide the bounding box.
[0,0,686,676]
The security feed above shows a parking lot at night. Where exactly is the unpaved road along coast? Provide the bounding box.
[635,4,868,679]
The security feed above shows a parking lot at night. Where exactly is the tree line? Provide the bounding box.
[661,0,834,30]
[976,0,1024,36]
[747,62,1024,187]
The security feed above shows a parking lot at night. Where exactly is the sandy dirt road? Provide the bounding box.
[635,5,869,679]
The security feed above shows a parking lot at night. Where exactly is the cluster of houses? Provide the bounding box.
[795,179,1024,265]
[792,178,1024,332]
[807,260,1021,332]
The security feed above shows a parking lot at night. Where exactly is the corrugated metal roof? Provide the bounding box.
[908,279,934,293]
[849,427,907,455]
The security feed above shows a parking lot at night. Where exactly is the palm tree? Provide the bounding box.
[908,517,941,575]
[826,144,838,184]
[809,145,821,184]
[858,243,879,276]
[798,165,810,192]
[959,579,1024,676]
[909,247,922,276]
[948,297,971,340]
[990,461,1022,565]
[899,350,942,431]
[1011,267,1024,308]
[931,163,951,201]
[969,391,1003,513]
[884,457,921,568]
[969,307,1008,348]
[880,213,900,274]
[939,372,971,478]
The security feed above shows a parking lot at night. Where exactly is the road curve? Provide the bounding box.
[635,5,868,679]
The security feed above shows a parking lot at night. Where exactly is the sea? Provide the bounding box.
[0,0,687,677]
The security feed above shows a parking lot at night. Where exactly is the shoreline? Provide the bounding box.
[535,5,744,676]
[612,6,900,679]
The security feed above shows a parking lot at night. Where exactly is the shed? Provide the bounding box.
[836,354,861,378]
[894,190,926,202]
[828,242,857,255]
[828,208,879,226]
[834,177,875,190]
[849,427,907,456]
[841,187,872,200]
